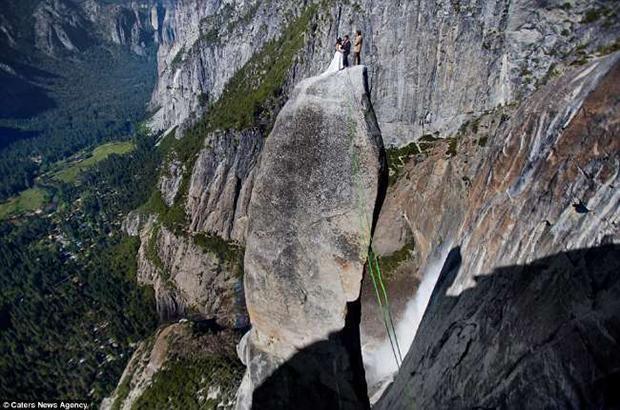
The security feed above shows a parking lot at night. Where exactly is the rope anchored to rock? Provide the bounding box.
[342,68,403,369]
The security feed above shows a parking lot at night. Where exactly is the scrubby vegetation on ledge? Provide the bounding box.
[206,4,318,132]
[194,233,245,278]
[147,5,320,225]
[386,106,514,185]
[132,356,243,410]
[145,223,166,274]
[130,323,244,410]
[386,142,421,185]
[140,189,187,233]
[378,240,416,279]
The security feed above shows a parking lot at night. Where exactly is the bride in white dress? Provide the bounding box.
[323,38,344,74]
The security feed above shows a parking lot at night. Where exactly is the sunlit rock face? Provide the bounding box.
[159,158,184,207]
[186,129,263,242]
[358,0,619,145]
[374,54,620,409]
[148,0,619,145]
[147,0,312,132]
[236,66,384,410]
[124,212,245,327]
[450,55,619,295]
[29,0,159,57]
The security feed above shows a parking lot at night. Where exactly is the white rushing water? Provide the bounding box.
[363,242,453,402]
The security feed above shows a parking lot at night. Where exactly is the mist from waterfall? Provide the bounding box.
[363,242,453,400]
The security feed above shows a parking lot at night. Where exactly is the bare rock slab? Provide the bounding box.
[237,65,385,409]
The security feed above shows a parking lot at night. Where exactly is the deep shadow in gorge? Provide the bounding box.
[252,244,620,409]
[376,243,620,409]
[251,300,370,410]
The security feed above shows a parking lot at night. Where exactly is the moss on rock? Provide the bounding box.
[378,240,415,279]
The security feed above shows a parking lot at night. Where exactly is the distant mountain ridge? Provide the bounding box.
[0,0,162,202]
[0,0,161,57]
[0,0,161,120]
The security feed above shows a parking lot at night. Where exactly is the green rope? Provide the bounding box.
[371,248,404,364]
[337,67,417,408]
[367,252,401,368]
[368,248,402,368]
[340,69,403,369]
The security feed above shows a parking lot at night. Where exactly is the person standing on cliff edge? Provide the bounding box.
[353,30,363,65]
[342,35,351,67]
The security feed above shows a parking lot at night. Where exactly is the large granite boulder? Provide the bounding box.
[236,65,385,409]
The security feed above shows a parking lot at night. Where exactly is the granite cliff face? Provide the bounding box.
[106,0,620,407]
[373,54,620,407]
[356,0,619,145]
[0,0,162,58]
[124,211,245,326]
[0,0,162,118]
[148,0,619,144]
[79,0,161,56]
[186,129,263,242]
[147,0,314,132]
[32,0,94,56]
[372,52,620,299]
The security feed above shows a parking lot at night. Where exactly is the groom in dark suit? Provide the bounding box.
[342,35,351,67]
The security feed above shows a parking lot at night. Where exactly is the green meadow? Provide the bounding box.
[51,141,135,183]
[0,187,50,219]
[0,141,135,219]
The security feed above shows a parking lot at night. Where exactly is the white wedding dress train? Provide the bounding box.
[323,50,344,74]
